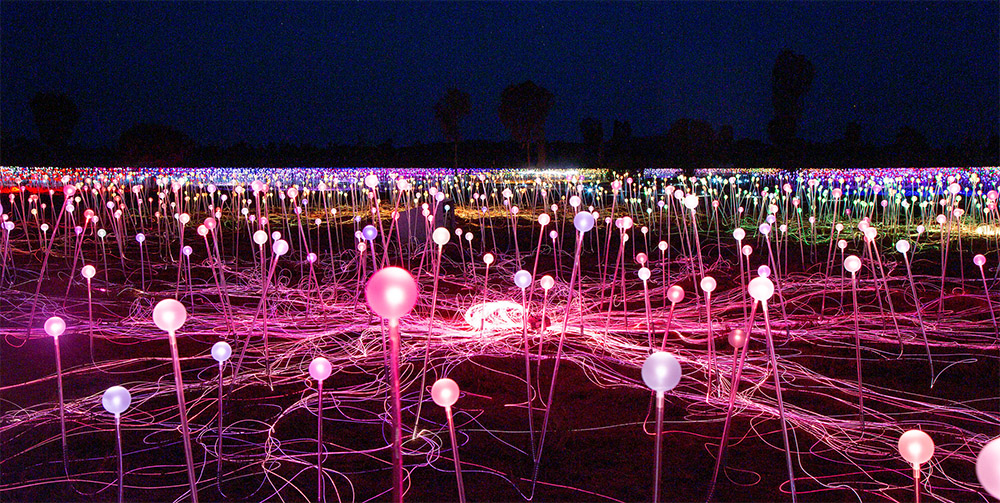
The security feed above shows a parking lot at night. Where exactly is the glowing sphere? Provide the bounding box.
[574,212,595,233]
[432,227,450,246]
[253,230,268,246]
[974,254,987,267]
[863,228,877,241]
[667,285,685,304]
[700,276,717,293]
[540,275,555,290]
[838,239,848,250]
[211,341,232,363]
[757,265,771,278]
[635,253,647,265]
[742,244,752,256]
[549,230,558,240]
[759,223,771,235]
[153,299,187,333]
[364,174,379,189]
[81,265,96,279]
[844,255,862,274]
[102,386,132,415]
[483,253,495,266]
[271,231,281,241]
[362,225,378,241]
[309,357,332,381]
[729,329,746,349]
[197,225,209,237]
[748,276,775,302]
[366,267,418,319]
[895,240,910,254]
[182,245,193,256]
[307,252,318,263]
[916,225,925,235]
[136,233,145,244]
[272,239,289,256]
[431,378,460,407]
[638,267,651,281]
[44,316,66,337]
[733,228,745,241]
[977,437,1000,498]
[658,241,668,251]
[684,194,698,210]
[641,352,682,393]
[569,195,581,208]
[514,270,532,289]
[898,429,934,465]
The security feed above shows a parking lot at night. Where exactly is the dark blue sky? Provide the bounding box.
[2,2,997,148]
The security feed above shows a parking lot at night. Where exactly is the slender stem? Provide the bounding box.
[446,406,466,503]
[54,335,69,475]
[116,413,124,503]
[168,332,199,503]
[317,380,324,503]
[913,464,921,503]
[217,362,224,492]
[653,391,664,503]
[389,320,403,503]
[850,272,865,427]
[762,302,797,503]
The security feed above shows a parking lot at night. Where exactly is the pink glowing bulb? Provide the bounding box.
[197,225,209,237]
[44,316,67,337]
[757,265,771,278]
[540,275,554,290]
[758,223,771,235]
[635,253,648,265]
[483,253,494,266]
[733,228,745,241]
[204,217,217,230]
[667,286,685,304]
[684,194,698,210]
[81,265,96,279]
[514,270,532,289]
[658,241,667,251]
[549,230,558,240]
[700,276,717,293]
[863,228,877,241]
[574,212,595,233]
[895,240,910,254]
[366,267,418,320]
[153,299,187,333]
[898,429,934,465]
[431,378,460,407]
[432,227,450,246]
[272,239,289,256]
[309,357,332,381]
[748,276,775,302]
[641,351,682,393]
[975,254,987,267]
[728,329,746,349]
[638,267,651,281]
[307,252,317,263]
[253,230,268,246]
[102,386,132,416]
[977,437,1000,498]
[844,255,862,274]
[212,342,232,363]
[742,244,752,256]
[838,239,847,250]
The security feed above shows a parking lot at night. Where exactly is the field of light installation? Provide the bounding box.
[1,166,999,503]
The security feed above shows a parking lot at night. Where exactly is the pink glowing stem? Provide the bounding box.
[652,391,664,503]
[167,330,200,503]
[761,300,798,503]
[388,319,404,503]
[317,379,325,503]
[445,405,467,503]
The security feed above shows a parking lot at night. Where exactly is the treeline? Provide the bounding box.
[3,49,997,172]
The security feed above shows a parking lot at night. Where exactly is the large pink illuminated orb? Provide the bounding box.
[366,267,418,319]
[431,378,460,407]
[153,299,187,333]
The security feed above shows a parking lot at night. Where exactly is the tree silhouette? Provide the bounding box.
[579,117,603,167]
[767,49,814,148]
[118,123,196,166]
[498,80,553,167]
[666,118,714,175]
[29,92,80,156]
[433,88,471,174]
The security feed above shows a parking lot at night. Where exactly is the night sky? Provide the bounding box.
[2,2,997,148]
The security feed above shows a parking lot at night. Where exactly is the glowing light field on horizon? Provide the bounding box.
[1,166,999,502]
